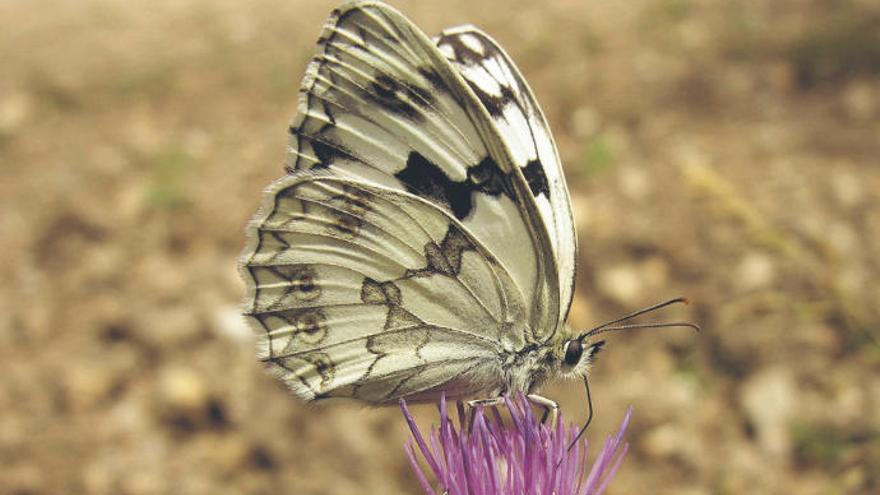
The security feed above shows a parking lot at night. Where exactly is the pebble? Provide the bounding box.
[0,91,33,133]
[841,80,877,121]
[571,105,600,138]
[596,263,643,305]
[64,363,116,411]
[134,305,202,347]
[569,193,592,235]
[618,165,651,201]
[596,257,670,306]
[826,222,860,258]
[734,252,776,292]
[739,367,797,457]
[871,379,880,427]
[641,395,703,467]
[157,366,210,423]
[213,304,252,342]
[830,168,865,209]
[827,372,867,426]
[642,422,684,458]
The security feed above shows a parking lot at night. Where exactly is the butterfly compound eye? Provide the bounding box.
[563,339,583,366]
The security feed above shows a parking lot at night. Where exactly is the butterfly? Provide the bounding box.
[240,0,697,425]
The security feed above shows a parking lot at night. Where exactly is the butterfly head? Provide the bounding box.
[560,337,605,378]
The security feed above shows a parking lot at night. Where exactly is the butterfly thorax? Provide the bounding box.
[497,336,564,395]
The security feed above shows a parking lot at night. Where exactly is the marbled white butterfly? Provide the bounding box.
[240,0,696,424]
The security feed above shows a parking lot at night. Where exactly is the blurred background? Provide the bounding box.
[2,0,879,493]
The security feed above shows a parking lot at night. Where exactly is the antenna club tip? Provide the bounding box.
[681,297,691,305]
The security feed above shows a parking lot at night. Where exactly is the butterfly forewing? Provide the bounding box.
[287,1,563,326]
[436,27,578,325]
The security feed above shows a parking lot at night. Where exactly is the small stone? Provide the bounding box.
[184,128,211,158]
[677,19,709,50]
[830,169,865,209]
[571,106,600,138]
[596,263,643,305]
[828,374,866,426]
[134,305,201,347]
[836,265,866,297]
[123,470,165,495]
[157,366,211,427]
[734,252,776,292]
[739,367,797,457]
[642,423,681,458]
[82,460,114,495]
[125,103,162,154]
[827,222,860,258]
[618,165,651,201]
[841,466,867,491]
[871,379,880,428]
[841,80,877,121]
[790,323,839,353]
[190,434,252,472]
[213,304,252,342]
[569,193,592,234]
[640,256,670,289]
[596,257,670,306]
[0,91,33,133]
[64,363,116,411]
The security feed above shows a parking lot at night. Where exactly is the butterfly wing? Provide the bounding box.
[241,1,572,403]
[436,27,578,325]
[285,1,560,334]
[242,173,526,403]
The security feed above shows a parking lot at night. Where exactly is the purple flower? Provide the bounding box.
[400,393,631,495]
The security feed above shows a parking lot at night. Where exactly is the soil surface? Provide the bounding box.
[2,0,878,494]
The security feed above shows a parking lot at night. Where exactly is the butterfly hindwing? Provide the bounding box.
[242,173,528,402]
[436,27,578,325]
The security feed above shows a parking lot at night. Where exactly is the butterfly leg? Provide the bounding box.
[465,397,505,431]
[527,394,559,425]
[467,397,506,409]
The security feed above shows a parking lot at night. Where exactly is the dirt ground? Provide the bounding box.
[2,0,878,493]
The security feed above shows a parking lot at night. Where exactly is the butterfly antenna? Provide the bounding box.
[580,297,699,340]
[585,321,701,339]
[566,377,594,454]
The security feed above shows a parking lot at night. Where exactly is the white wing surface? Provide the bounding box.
[436,27,577,325]
[285,1,561,333]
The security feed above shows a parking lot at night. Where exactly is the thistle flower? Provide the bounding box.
[401,393,631,495]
